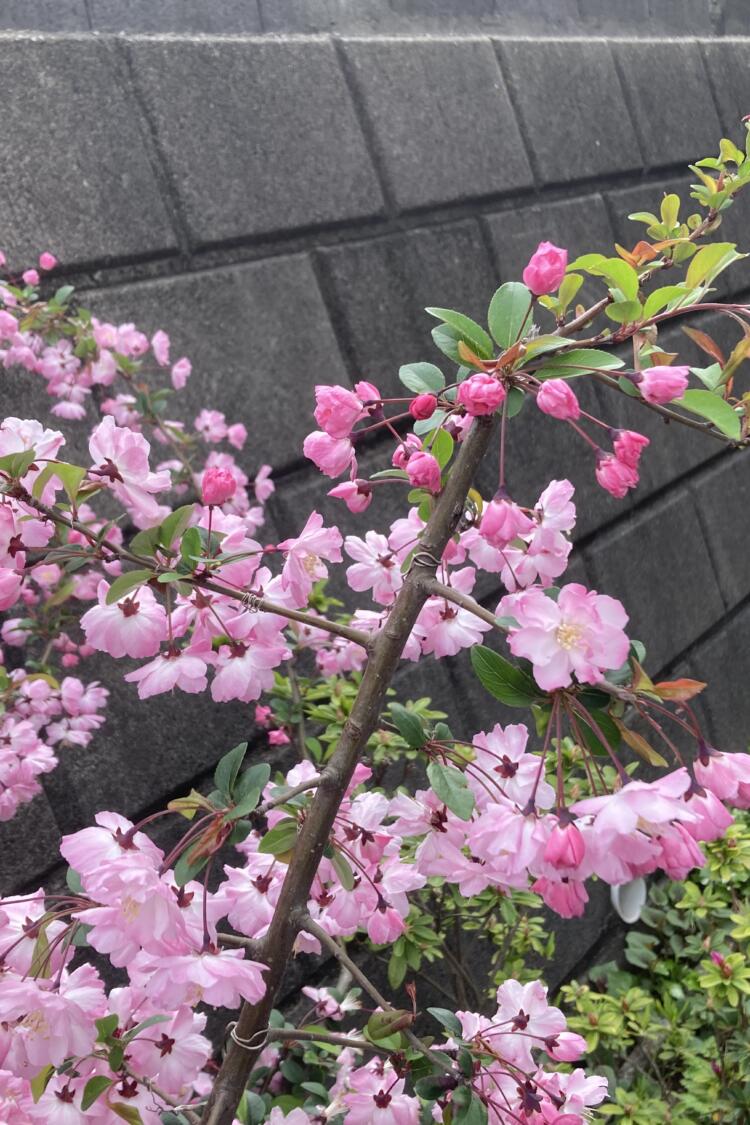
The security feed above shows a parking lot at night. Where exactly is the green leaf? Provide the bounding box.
[104,569,155,605]
[431,428,454,470]
[0,448,37,479]
[399,362,445,395]
[487,282,533,348]
[235,762,271,801]
[505,386,526,418]
[576,709,622,757]
[121,1013,170,1044]
[31,461,86,503]
[451,1086,489,1125]
[431,323,464,362]
[660,193,681,229]
[214,742,248,799]
[159,504,196,549]
[81,1076,115,1111]
[606,299,643,325]
[366,1009,413,1041]
[534,348,624,380]
[568,252,607,271]
[415,1075,459,1100]
[95,1013,119,1042]
[258,817,298,856]
[643,284,691,319]
[331,849,356,891]
[225,788,262,821]
[470,645,540,707]
[30,1065,54,1103]
[426,761,475,821]
[111,1105,144,1125]
[389,702,427,749]
[427,1007,463,1037]
[129,524,162,556]
[675,389,741,440]
[173,848,210,888]
[685,242,744,289]
[180,525,203,566]
[587,258,640,302]
[425,307,494,359]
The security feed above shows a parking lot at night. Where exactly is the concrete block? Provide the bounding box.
[495,39,643,185]
[701,40,750,135]
[126,37,384,245]
[82,253,349,470]
[612,40,722,169]
[0,1,88,28]
[0,37,177,267]
[687,604,750,750]
[690,452,750,608]
[584,489,725,672]
[90,0,261,31]
[0,792,61,894]
[340,37,533,210]
[316,219,498,393]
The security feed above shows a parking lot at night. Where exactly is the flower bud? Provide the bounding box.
[522,240,568,296]
[38,252,58,271]
[409,393,438,420]
[456,373,506,417]
[536,378,580,420]
[635,364,689,405]
[201,467,237,506]
[406,451,441,494]
[543,821,586,869]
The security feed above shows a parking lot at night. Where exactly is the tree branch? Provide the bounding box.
[200,416,496,1125]
[422,577,506,631]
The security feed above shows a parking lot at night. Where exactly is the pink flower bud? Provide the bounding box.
[392,433,421,470]
[38,252,58,271]
[314,384,364,439]
[22,269,39,287]
[522,240,568,296]
[268,729,291,746]
[543,821,586,869]
[0,251,6,268]
[201,467,237,506]
[255,704,272,726]
[456,373,506,416]
[303,431,355,477]
[329,480,373,513]
[595,452,638,499]
[406,451,441,494]
[479,498,534,549]
[536,378,580,420]
[409,393,438,420]
[354,379,380,404]
[151,329,170,366]
[636,364,689,405]
[612,429,650,468]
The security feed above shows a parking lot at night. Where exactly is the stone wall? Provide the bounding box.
[2,11,750,996]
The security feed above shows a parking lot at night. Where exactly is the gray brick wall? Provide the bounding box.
[1,20,749,997]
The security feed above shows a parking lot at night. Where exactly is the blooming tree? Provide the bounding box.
[1,131,750,1125]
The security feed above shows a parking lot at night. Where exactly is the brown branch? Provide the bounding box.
[264,1026,390,1054]
[422,577,506,631]
[200,416,495,1125]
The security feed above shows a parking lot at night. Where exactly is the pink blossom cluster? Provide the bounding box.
[0,667,107,819]
[388,723,750,918]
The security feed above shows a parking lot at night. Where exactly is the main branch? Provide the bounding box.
[200,416,496,1125]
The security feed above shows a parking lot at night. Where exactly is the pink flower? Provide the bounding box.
[479,498,535,549]
[498,583,630,691]
[227,422,247,450]
[329,480,373,513]
[133,948,267,1009]
[543,821,586,869]
[0,569,22,611]
[314,385,367,439]
[595,452,638,499]
[612,429,650,469]
[88,416,171,526]
[279,511,343,604]
[405,451,441,494]
[392,433,421,470]
[81,579,167,659]
[38,252,58,271]
[254,464,275,502]
[694,747,750,804]
[194,409,227,443]
[151,329,170,366]
[345,532,402,606]
[171,356,192,389]
[303,430,355,478]
[124,647,209,699]
[536,378,580,420]
[636,364,689,405]
[22,269,39,287]
[456,373,506,416]
[522,241,568,296]
[409,393,438,420]
[202,466,237,506]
